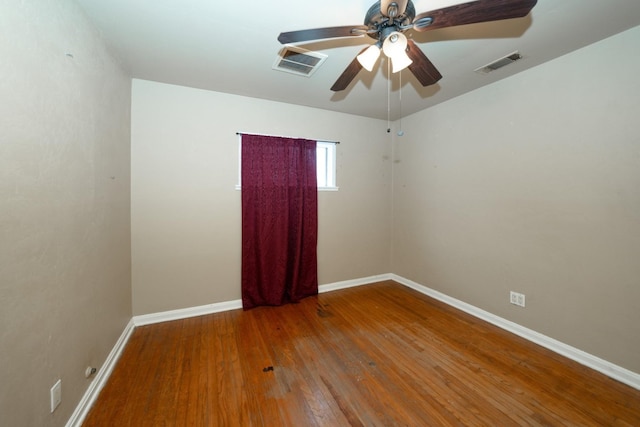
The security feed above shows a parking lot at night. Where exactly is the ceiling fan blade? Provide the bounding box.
[278,25,368,44]
[412,0,537,32]
[405,40,442,87]
[330,48,367,92]
[380,0,410,18]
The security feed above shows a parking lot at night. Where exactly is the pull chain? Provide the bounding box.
[387,58,391,133]
[398,69,404,136]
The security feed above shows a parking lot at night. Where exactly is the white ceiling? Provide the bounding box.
[75,0,640,120]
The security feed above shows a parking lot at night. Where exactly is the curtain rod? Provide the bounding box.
[236,132,339,144]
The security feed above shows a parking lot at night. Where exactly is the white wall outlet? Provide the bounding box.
[50,379,62,413]
[510,291,526,307]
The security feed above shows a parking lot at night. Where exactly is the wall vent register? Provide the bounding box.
[475,51,523,74]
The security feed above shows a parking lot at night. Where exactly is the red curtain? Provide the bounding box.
[241,134,318,309]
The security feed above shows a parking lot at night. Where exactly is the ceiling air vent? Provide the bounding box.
[273,46,327,77]
[474,51,522,75]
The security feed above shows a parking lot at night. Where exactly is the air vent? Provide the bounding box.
[273,46,327,77]
[474,51,522,74]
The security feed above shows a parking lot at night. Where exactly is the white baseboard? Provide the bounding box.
[391,274,640,391]
[319,273,393,293]
[133,299,243,327]
[66,319,135,427]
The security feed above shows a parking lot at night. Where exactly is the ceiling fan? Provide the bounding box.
[278,0,537,91]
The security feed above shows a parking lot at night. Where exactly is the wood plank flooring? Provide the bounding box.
[83,281,640,426]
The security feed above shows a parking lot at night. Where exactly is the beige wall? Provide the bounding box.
[0,1,131,426]
[392,26,640,373]
[131,80,392,315]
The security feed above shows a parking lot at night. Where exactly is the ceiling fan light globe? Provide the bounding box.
[382,31,408,58]
[391,52,413,73]
[357,45,381,72]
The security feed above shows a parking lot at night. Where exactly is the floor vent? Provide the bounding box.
[474,51,522,74]
[273,46,327,77]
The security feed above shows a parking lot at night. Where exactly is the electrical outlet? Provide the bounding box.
[510,291,526,307]
[50,379,62,413]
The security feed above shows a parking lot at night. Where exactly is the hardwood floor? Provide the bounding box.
[83,281,640,426]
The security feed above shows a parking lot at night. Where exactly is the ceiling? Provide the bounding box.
[75,0,640,121]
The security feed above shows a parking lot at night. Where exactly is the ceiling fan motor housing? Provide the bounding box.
[364,0,416,40]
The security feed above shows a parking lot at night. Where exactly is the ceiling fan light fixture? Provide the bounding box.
[383,32,404,55]
[390,52,413,73]
[357,44,381,71]
[382,31,412,73]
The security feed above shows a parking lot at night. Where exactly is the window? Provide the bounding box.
[316,141,337,190]
[237,136,338,191]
